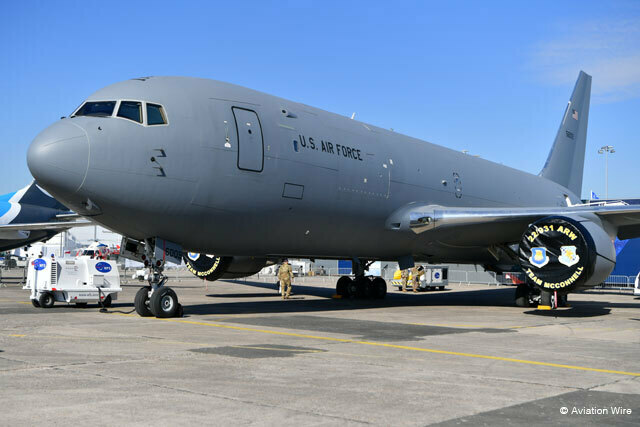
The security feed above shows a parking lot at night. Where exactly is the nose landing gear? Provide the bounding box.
[133,240,184,318]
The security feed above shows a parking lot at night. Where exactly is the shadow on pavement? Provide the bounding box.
[180,279,636,317]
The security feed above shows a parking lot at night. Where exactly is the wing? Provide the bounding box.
[386,202,640,245]
[0,219,93,232]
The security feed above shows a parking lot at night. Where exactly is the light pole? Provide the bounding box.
[598,145,615,199]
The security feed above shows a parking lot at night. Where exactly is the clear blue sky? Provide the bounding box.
[1,0,639,198]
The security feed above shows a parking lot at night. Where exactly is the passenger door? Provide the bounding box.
[233,107,263,172]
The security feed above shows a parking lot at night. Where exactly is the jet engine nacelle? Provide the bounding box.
[518,216,615,293]
[183,253,270,281]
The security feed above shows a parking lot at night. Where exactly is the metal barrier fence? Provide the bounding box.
[599,275,636,289]
[1,264,636,291]
[446,270,635,290]
[245,268,637,291]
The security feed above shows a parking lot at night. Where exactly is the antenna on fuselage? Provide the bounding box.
[350,112,356,120]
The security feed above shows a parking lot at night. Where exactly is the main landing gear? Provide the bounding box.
[514,283,539,308]
[134,240,184,318]
[335,259,387,299]
[514,283,568,309]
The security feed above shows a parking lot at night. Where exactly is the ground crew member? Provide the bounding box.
[278,259,294,299]
[400,269,409,292]
[411,265,424,293]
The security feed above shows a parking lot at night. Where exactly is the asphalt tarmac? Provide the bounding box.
[1,272,639,425]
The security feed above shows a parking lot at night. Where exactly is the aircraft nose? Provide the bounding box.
[27,120,89,195]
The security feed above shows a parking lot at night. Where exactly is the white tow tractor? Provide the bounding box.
[23,256,122,308]
[391,266,449,291]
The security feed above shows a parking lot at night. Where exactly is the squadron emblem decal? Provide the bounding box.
[529,247,549,268]
[519,217,593,292]
[558,245,579,267]
[184,252,225,279]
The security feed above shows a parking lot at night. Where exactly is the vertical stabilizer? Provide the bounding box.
[14,181,68,210]
[540,71,591,197]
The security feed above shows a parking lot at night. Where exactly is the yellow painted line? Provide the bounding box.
[9,334,26,337]
[0,298,31,305]
[409,322,524,329]
[412,323,553,330]
[0,331,400,360]
[233,345,324,353]
[108,312,640,377]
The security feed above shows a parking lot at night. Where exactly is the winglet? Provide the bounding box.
[539,71,592,197]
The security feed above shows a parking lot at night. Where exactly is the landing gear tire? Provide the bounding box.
[515,284,531,307]
[38,292,54,309]
[346,279,359,298]
[134,286,153,317]
[336,276,351,296]
[31,299,40,308]
[360,279,372,298]
[540,290,553,309]
[371,277,387,299]
[150,287,179,318]
[558,294,569,307]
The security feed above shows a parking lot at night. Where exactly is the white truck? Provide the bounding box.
[23,256,121,308]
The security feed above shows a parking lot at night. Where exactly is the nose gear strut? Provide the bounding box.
[133,238,183,318]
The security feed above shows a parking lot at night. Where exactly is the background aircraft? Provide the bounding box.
[0,181,91,251]
[26,71,640,317]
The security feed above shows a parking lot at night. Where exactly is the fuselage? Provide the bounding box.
[27,77,576,263]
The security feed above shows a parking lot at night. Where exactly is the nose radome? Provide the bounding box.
[27,120,89,196]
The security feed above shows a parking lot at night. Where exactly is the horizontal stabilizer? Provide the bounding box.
[0,219,93,232]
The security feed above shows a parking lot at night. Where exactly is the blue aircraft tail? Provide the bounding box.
[539,71,592,197]
[5,181,68,210]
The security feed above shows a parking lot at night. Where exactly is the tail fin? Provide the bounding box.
[14,181,69,211]
[539,71,592,197]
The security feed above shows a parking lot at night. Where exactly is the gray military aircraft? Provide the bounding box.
[25,71,640,317]
[0,181,91,251]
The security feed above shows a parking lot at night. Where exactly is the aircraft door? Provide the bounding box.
[233,107,264,172]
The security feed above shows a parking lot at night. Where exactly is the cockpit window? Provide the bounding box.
[117,101,142,123]
[146,103,167,125]
[75,101,116,117]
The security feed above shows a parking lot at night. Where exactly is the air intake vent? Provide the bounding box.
[50,262,58,285]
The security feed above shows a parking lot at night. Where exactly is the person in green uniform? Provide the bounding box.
[278,259,294,299]
[400,269,409,292]
[411,265,424,293]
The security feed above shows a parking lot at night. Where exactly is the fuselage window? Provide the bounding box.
[147,103,167,125]
[74,101,116,117]
[117,101,142,123]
